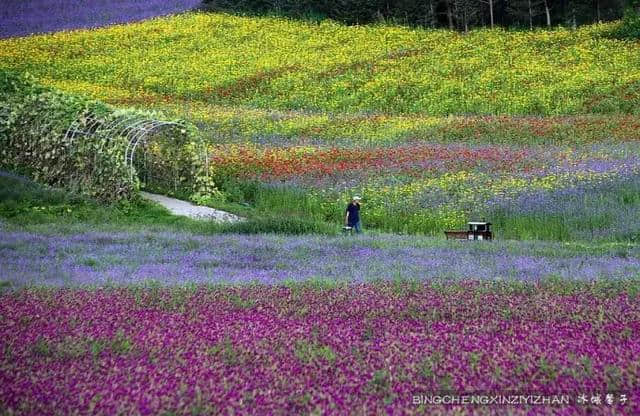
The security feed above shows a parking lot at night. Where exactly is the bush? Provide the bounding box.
[0,70,120,198]
[610,9,640,39]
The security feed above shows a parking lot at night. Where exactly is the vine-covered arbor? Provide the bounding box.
[64,111,210,197]
[1,70,215,201]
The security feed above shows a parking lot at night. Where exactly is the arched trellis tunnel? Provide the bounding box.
[64,111,210,197]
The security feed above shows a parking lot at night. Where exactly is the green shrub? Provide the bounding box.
[609,9,640,39]
[0,70,130,200]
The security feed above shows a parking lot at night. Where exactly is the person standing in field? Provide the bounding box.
[345,196,362,234]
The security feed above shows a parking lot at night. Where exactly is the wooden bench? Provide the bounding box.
[445,230,469,240]
[446,221,493,240]
[445,230,493,240]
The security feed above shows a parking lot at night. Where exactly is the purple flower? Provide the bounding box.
[1,0,202,38]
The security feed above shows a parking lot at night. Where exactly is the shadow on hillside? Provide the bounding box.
[196,1,421,27]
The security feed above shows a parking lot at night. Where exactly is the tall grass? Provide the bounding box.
[213,174,640,241]
[0,172,337,235]
[486,179,640,242]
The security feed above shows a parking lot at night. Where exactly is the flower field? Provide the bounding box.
[1,283,639,414]
[2,229,640,287]
[3,6,640,415]
[0,0,202,39]
[2,11,639,238]
[1,169,637,413]
[1,13,639,117]
[183,109,640,146]
[207,141,640,239]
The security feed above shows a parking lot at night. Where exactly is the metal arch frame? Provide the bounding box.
[125,121,157,178]
[63,112,148,151]
[125,121,187,181]
[102,113,144,133]
[62,112,200,189]
[124,121,160,164]
[93,115,144,157]
[62,112,128,175]
[112,117,150,137]
[62,111,105,179]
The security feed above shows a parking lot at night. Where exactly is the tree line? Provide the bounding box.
[202,0,639,31]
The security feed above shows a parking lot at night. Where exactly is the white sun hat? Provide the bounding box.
[353,196,362,200]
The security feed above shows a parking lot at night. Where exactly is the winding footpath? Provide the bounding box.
[140,191,244,223]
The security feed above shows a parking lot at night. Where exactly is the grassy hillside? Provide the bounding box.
[3,12,640,240]
[1,12,639,118]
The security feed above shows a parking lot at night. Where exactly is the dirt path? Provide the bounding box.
[140,192,244,223]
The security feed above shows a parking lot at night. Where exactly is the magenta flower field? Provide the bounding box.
[1,283,638,415]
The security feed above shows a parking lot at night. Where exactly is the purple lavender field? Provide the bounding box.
[0,0,202,38]
[1,228,639,287]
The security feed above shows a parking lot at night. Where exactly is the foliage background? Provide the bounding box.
[202,0,627,30]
